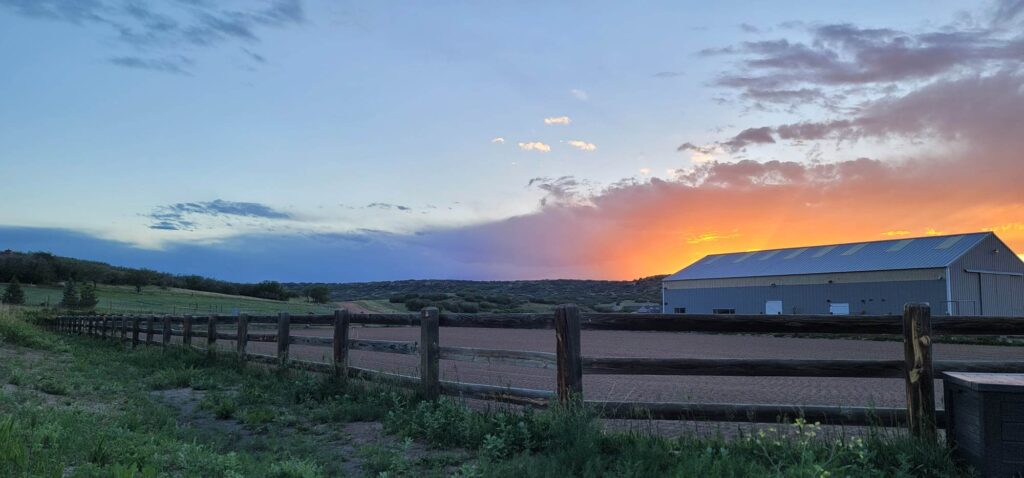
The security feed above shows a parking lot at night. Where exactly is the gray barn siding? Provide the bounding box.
[948,235,1024,316]
[664,279,948,316]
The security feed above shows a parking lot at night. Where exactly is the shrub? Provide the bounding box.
[1,278,25,305]
[0,308,62,351]
[61,281,78,309]
[78,283,99,310]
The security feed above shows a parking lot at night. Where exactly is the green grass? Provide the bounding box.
[0,310,971,477]
[5,282,335,315]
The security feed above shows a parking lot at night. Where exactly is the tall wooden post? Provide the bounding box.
[555,304,583,404]
[903,303,936,441]
[161,316,171,347]
[277,312,290,366]
[420,307,440,400]
[182,315,193,348]
[120,316,128,343]
[131,317,140,348]
[207,315,217,356]
[87,317,94,337]
[101,317,108,339]
[237,314,249,359]
[333,309,350,379]
[146,315,155,345]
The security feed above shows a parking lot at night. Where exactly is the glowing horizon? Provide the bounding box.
[1,1,1022,283]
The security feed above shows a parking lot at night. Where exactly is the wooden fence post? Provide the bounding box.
[237,314,249,359]
[162,316,171,347]
[100,317,107,339]
[132,317,140,348]
[87,317,94,337]
[145,316,155,346]
[334,309,350,379]
[903,303,936,441]
[420,307,440,400]
[120,316,127,343]
[207,315,217,356]
[555,304,583,404]
[277,312,290,367]
[183,315,193,348]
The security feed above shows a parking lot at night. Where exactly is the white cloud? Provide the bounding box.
[639,167,651,175]
[544,116,571,125]
[491,137,505,143]
[570,89,588,100]
[518,141,552,152]
[567,140,596,152]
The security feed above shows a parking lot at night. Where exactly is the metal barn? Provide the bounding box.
[662,232,1024,316]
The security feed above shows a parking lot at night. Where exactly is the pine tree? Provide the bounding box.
[78,283,99,310]
[61,280,79,309]
[2,277,25,305]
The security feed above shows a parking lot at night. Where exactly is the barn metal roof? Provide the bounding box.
[664,232,992,281]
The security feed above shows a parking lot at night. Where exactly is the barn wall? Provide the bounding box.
[948,235,1024,316]
[663,269,948,315]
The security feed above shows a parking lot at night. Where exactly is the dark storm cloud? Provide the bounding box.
[0,0,305,73]
[527,176,587,207]
[702,14,1024,109]
[146,199,292,231]
[720,126,776,152]
[109,55,192,74]
[366,203,412,212]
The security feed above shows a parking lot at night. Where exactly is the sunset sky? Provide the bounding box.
[1,0,1022,282]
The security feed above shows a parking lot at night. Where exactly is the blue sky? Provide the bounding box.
[2,1,1022,282]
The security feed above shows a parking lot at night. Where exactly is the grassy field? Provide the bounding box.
[5,283,336,316]
[0,307,969,477]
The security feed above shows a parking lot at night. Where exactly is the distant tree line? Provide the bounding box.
[0,250,296,302]
[390,291,525,313]
[288,276,666,308]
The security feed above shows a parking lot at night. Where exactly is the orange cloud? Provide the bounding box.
[686,232,740,245]
[435,155,1024,280]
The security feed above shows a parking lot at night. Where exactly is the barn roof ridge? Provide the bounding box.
[665,231,994,282]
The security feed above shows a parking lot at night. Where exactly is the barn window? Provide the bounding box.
[673,307,686,314]
[713,308,736,314]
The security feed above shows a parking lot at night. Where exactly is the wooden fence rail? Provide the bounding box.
[50,305,1024,442]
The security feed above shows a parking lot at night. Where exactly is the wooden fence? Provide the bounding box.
[50,304,1024,442]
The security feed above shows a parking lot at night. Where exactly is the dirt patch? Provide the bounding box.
[150,387,259,446]
[338,301,378,314]
[1,382,67,407]
[150,387,470,475]
[0,343,59,365]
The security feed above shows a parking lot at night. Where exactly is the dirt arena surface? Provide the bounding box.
[231,325,1023,410]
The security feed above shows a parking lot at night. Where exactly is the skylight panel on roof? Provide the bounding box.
[759,250,781,260]
[784,248,808,259]
[887,239,913,252]
[704,255,723,264]
[841,243,869,256]
[812,245,837,257]
[935,235,963,250]
[733,252,757,263]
